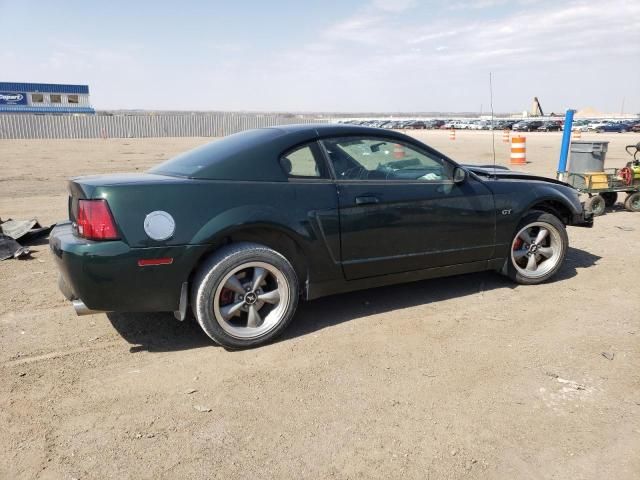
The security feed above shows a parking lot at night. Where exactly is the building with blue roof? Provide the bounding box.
[0,82,95,114]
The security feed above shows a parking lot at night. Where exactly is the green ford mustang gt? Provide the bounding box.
[50,124,593,348]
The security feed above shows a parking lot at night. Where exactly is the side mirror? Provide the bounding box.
[453,167,467,184]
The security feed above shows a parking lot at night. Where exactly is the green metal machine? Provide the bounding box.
[567,142,640,216]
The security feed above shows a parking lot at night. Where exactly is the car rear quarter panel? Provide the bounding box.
[96,179,342,284]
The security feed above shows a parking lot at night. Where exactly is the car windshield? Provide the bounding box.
[149,128,283,177]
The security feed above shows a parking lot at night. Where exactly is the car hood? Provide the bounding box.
[463,165,574,188]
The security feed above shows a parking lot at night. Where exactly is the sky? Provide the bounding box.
[1,0,639,113]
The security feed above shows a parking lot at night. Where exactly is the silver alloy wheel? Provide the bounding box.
[510,221,563,279]
[213,261,290,339]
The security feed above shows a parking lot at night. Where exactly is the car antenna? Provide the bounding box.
[489,71,497,179]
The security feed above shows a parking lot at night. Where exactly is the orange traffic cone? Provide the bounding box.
[393,143,405,159]
[510,136,527,165]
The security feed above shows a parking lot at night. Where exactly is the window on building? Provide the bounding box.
[50,94,62,104]
[31,93,44,103]
[67,95,79,104]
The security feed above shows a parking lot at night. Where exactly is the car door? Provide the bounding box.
[320,135,496,280]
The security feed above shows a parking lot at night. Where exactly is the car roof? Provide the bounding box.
[150,123,434,181]
[270,123,408,137]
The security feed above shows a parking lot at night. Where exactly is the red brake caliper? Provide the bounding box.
[513,237,523,251]
[219,288,234,306]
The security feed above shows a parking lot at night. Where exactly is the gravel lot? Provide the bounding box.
[1,130,639,479]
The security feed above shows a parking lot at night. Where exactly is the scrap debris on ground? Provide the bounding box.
[0,217,52,260]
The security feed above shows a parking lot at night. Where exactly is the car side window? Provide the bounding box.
[321,137,454,181]
[280,144,325,178]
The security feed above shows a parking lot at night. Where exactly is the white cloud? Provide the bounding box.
[252,0,640,112]
[2,0,637,112]
[371,0,418,12]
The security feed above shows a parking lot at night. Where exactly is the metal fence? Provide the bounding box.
[0,113,328,139]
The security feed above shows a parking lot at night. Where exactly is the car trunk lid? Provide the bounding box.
[67,173,182,222]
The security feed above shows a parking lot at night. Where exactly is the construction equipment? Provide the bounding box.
[531,97,544,117]
[566,142,640,216]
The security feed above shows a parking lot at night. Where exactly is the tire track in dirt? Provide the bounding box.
[2,341,125,368]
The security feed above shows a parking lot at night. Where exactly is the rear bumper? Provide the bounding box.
[49,222,208,312]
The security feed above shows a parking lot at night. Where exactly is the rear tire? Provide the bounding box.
[505,211,568,285]
[585,195,606,216]
[624,192,640,212]
[191,242,299,349]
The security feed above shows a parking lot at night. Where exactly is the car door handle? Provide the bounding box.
[355,195,380,205]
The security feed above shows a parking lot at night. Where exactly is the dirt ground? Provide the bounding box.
[1,130,639,479]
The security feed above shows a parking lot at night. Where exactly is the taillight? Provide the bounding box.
[76,199,119,240]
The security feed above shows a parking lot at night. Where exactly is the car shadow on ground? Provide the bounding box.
[284,246,600,341]
[106,246,601,352]
[106,311,212,353]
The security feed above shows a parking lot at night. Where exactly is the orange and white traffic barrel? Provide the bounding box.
[510,136,527,165]
[393,143,405,159]
[449,128,456,141]
[573,128,581,139]
[502,129,510,143]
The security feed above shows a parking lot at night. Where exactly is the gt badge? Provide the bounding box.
[144,211,175,240]
[501,209,512,216]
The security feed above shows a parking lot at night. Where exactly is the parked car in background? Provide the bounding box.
[468,121,483,130]
[482,122,499,130]
[426,120,445,129]
[571,120,590,132]
[512,121,544,132]
[443,120,463,129]
[595,122,633,133]
[50,124,593,348]
[586,121,611,131]
[478,121,501,130]
[493,120,516,130]
[538,121,562,132]
[406,120,428,129]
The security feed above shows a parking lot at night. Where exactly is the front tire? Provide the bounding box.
[505,211,568,285]
[585,195,606,216]
[191,242,299,349]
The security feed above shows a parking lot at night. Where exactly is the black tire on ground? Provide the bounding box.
[585,195,606,216]
[600,192,618,208]
[191,242,299,349]
[624,192,640,212]
[504,210,568,285]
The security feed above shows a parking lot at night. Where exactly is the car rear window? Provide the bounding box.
[149,128,283,178]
